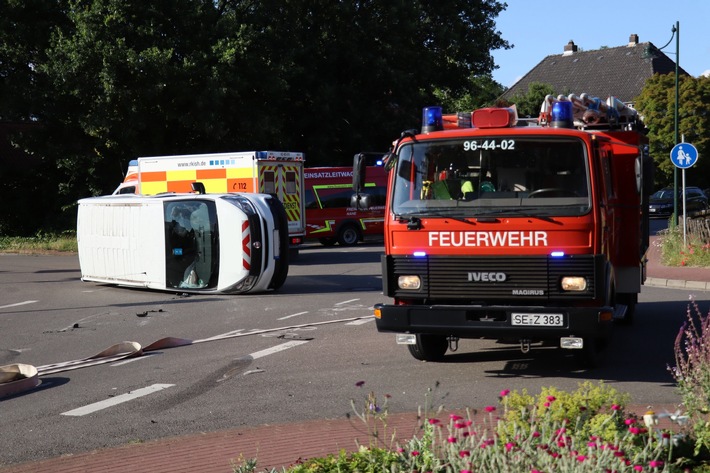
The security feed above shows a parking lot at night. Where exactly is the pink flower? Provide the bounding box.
[447,436,457,443]
[625,418,635,425]
[428,418,440,425]
[577,455,587,462]
[484,405,496,413]
[611,404,621,411]
[633,466,643,472]
[450,414,463,421]
[411,450,420,456]
[546,395,556,402]
[543,402,551,407]
[629,426,641,435]
[532,431,541,438]
[505,442,515,451]
[454,422,466,429]
[459,450,470,457]
[649,460,664,468]
[500,389,510,397]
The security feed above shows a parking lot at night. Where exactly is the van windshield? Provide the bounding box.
[391,137,591,218]
[164,200,219,289]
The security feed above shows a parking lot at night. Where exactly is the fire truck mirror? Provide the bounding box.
[353,153,367,192]
[351,192,372,210]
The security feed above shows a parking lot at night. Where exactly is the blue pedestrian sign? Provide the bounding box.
[670,143,699,169]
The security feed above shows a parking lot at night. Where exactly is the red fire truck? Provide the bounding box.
[359,94,653,367]
[305,154,387,246]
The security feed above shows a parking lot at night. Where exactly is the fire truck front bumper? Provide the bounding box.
[373,303,612,342]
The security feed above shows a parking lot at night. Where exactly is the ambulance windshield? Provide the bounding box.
[391,138,591,218]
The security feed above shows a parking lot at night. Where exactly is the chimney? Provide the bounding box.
[563,40,577,56]
[628,34,639,46]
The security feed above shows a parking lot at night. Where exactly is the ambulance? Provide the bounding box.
[304,154,387,246]
[114,151,306,248]
[77,190,289,294]
[361,93,654,367]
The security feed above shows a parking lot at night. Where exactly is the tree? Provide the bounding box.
[507,82,555,118]
[635,73,710,190]
[0,0,510,235]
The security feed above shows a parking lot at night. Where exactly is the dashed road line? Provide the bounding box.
[61,384,175,417]
[249,340,309,359]
[278,311,308,321]
[0,300,38,310]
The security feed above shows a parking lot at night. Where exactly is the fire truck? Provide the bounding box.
[359,94,653,367]
[114,151,306,249]
[304,155,387,246]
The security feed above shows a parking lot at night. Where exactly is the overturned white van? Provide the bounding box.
[77,192,289,294]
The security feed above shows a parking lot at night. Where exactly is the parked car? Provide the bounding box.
[648,186,709,218]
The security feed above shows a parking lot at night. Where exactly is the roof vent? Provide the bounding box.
[628,34,639,47]
[563,40,578,56]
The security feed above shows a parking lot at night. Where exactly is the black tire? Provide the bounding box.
[614,293,636,325]
[407,335,448,361]
[337,224,360,246]
[574,337,607,369]
[318,237,337,247]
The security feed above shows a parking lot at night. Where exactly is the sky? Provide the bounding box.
[490,0,710,88]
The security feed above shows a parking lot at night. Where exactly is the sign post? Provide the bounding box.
[670,142,699,247]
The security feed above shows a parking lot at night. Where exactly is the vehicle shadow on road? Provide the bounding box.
[438,299,709,385]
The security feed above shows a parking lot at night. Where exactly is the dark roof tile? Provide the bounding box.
[500,41,688,104]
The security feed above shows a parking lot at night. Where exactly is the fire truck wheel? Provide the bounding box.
[574,337,607,369]
[408,335,448,361]
[614,293,636,325]
[318,237,337,247]
[337,224,360,246]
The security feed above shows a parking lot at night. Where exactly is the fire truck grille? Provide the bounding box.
[390,255,597,301]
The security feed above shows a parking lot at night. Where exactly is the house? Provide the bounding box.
[500,34,689,106]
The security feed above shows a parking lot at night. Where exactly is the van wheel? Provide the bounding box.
[408,335,448,361]
[318,237,337,247]
[337,224,360,246]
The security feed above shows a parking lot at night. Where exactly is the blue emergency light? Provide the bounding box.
[421,106,443,133]
[550,251,565,258]
[413,251,427,257]
[551,101,573,128]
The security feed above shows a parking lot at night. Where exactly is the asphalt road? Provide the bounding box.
[0,242,707,468]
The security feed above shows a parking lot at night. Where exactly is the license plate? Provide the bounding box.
[511,313,564,326]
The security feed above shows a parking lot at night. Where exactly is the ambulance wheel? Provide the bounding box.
[337,224,360,246]
[318,237,337,247]
[574,337,607,369]
[408,335,448,362]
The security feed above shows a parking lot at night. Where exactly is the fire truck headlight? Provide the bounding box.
[398,275,421,290]
[561,276,587,291]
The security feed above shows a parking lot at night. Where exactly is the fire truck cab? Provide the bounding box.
[362,94,653,367]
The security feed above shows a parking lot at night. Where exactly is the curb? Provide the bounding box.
[645,277,710,291]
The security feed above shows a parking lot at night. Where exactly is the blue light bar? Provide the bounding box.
[413,251,427,257]
[551,101,573,128]
[421,106,443,133]
[550,251,565,258]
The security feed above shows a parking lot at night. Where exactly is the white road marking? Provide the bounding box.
[249,340,309,359]
[335,299,359,306]
[61,384,175,417]
[345,317,374,326]
[0,300,38,310]
[277,311,308,321]
[111,352,160,366]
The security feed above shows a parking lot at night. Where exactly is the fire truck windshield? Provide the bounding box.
[391,138,591,217]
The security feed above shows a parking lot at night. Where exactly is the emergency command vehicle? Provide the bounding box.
[304,155,386,246]
[114,151,306,248]
[77,190,289,294]
[358,93,653,367]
